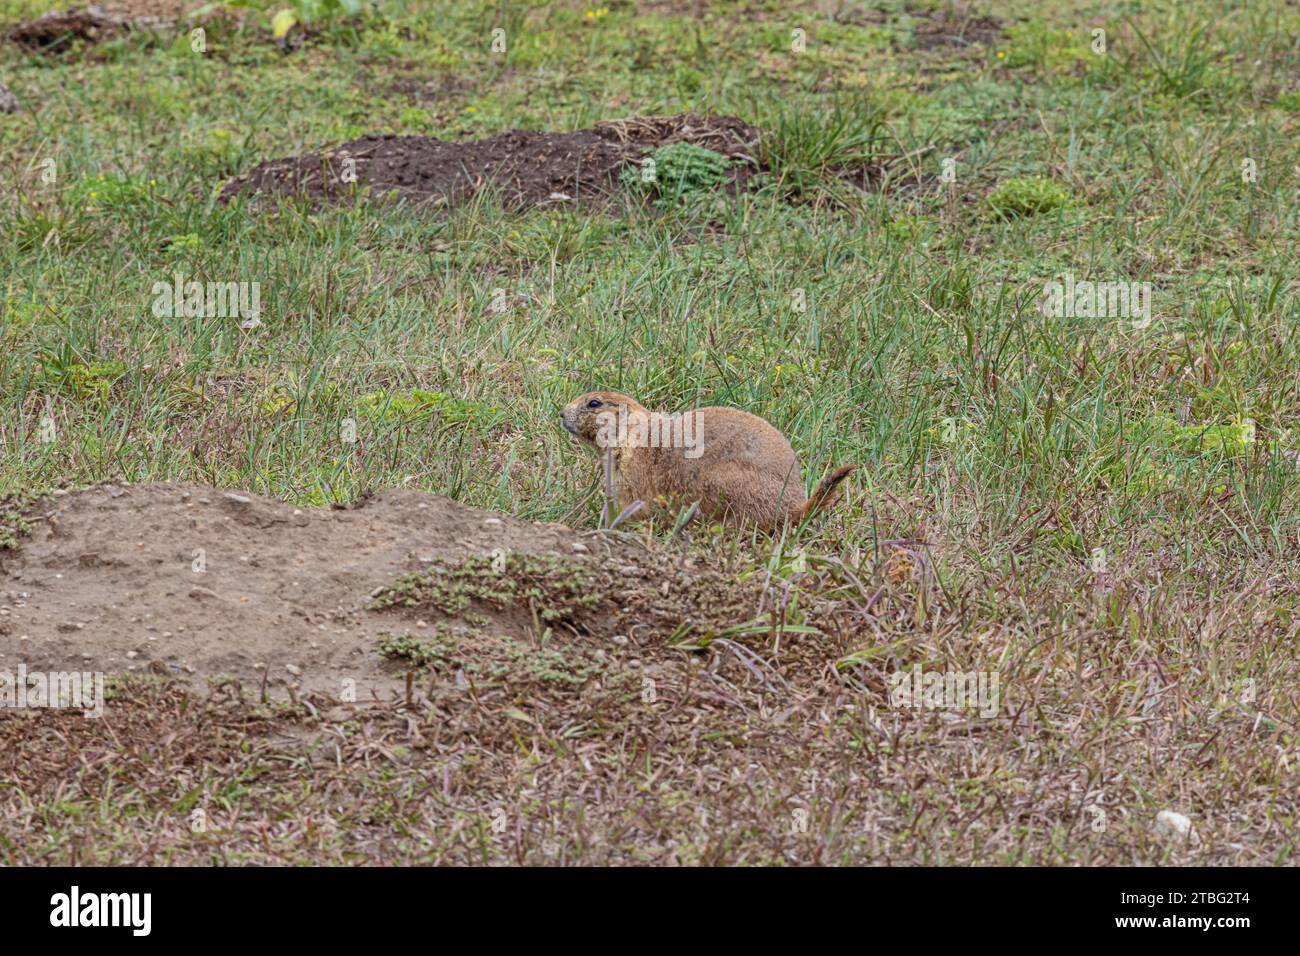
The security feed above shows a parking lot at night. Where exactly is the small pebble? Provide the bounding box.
[1154,810,1197,842]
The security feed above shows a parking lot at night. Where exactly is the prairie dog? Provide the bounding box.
[560,390,855,529]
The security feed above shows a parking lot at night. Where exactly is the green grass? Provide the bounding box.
[1,0,1298,865]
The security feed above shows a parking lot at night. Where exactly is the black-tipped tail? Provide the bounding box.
[797,464,857,521]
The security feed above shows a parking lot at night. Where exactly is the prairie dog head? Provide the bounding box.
[560,391,647,449]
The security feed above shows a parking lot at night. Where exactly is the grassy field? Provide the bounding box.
[1,0,1298,864]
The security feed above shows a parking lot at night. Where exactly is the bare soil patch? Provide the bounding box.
[911,6,1003,50]
[219,114,761,212]
[6,2,240,52]
[384,71,479,105]
[0,482,777,699]
[0,484,1291,864]
[7,4,173,51]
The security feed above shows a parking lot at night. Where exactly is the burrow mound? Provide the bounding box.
[912,7,1005,51]
[6,3,186,51]
[218,114,762,211]
[0,482,791,699]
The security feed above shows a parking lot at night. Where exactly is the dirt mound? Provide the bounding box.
[912,7,1004,50]
[0,483,773,699]
[219,114,761,211]
[6,4,173,51]
[6,2,239,52]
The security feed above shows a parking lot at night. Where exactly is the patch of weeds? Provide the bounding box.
[377,627,602,686]
[9,206,92,254]
[754,98,887,201]
[674,65,703,96]
[986,177,1077,217]
[1100,414,1256,495]
[37,348,127,401]
[999,23,1093,71]
[377,630,460,667]
[371,550,598,624]
[165,233,203,256]
[0,491,40,551]
[885,214,929,243]
[506,642,602,685]
[397,105,432,131]
[271,0,378,46]
[182,128,247,179]
[255,385,299,418]
[358,389,502,427]
[1165,416,1255,455]
[67,174,153,212]
[1101,455,1174,496]
[1,292,55,339]
[925,265,974,312]
[1124,18,1241,102]
[1272,91,1300,111]
[621,142,734,200]
[923,416,978,450]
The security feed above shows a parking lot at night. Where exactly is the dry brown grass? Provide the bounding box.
[3,508,1294,865]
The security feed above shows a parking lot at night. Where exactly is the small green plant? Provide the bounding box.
[67,174,151,211]
[885,214,928,243]
[753,97,886,201]
[267,0,366,39]
[165,233,203,255]
[0,492,38,551]
[37,348,127,401]
[358,389,502,426]
[621,142,734,198]
[1,292,54,337]
[986,177,1076,217]
[1273,91,1300,111]
[371,551,598,623]
[1000,23,1092,70]
[1099,415,1256,495]
[377,631,456,667]
[1125,18,1233,101]
[1166,416,1255,455]
[376,627,602,685]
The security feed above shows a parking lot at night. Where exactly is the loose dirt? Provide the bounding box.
[911,7,1004,50]
[7,3,176,51]
[6,2,243,52]
[219,114,761,211]
[0,482,779,699]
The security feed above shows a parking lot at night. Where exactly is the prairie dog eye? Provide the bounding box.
[586,399,603,409]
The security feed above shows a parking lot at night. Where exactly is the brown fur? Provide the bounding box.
[560,390,855,530]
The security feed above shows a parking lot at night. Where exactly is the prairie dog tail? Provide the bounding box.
[795,464,857,522]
